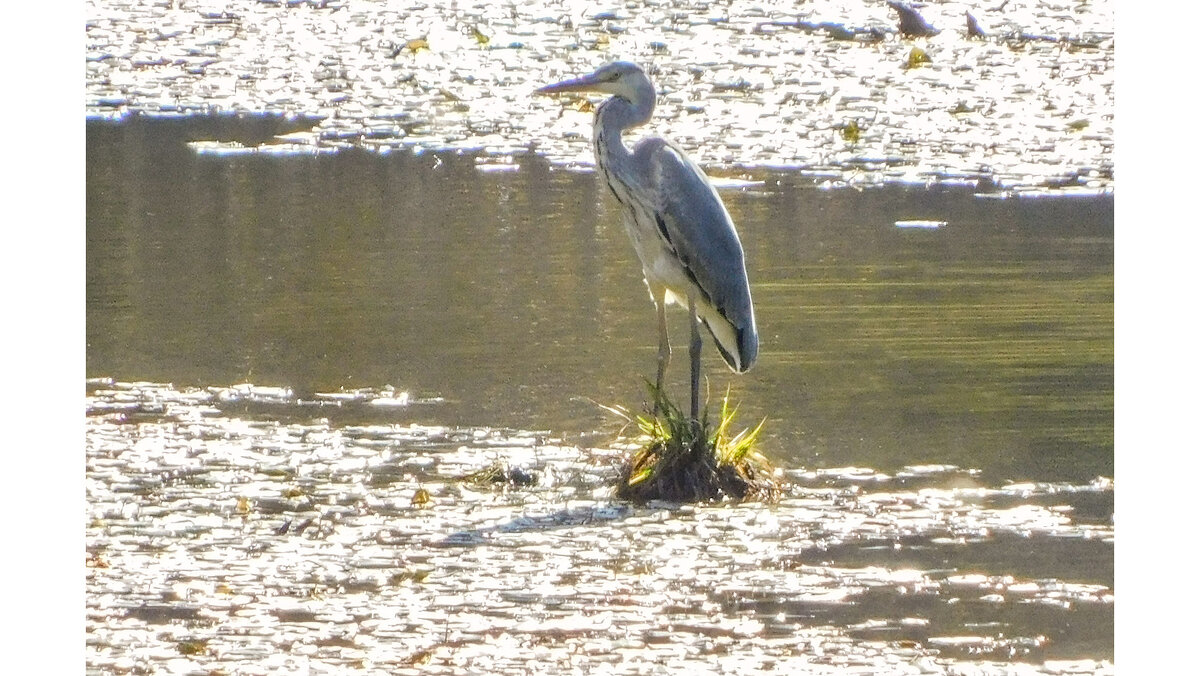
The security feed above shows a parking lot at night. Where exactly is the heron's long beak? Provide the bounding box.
[534,73,605,96]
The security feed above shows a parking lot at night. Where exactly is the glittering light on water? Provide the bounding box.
[86,379,1113,673]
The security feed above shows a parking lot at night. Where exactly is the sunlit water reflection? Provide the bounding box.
[85,0,1112,192]
[87,114,1111,673]
[87,380,1111,674]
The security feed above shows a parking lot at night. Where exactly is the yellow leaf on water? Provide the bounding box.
[471,25,490,45]
[390,568,433,584]
[905,47,931,69]
[842,119,860,143]
[177,640,209,656]
[411,487,432,507]
[406,38,429,52]
[408,650,434,665]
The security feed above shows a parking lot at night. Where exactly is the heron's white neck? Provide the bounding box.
[593,80,656,176]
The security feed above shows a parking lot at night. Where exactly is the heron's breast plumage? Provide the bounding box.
[596,131,691,296]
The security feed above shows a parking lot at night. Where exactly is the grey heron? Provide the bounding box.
[535,61,758,425]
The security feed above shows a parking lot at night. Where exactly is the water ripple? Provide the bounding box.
[85,0,1112,193]
[87,379,1112,674]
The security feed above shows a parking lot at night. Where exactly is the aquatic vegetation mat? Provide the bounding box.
[87,379,1112,674]
[616,385,778,503]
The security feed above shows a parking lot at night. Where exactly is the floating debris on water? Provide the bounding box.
[212,383,294,403]
[966,11,987,39]
[475,162,521,173]
[888,0,942,38]
[895,219,947,229]
[368,388,411,407]
[461,460,540,488]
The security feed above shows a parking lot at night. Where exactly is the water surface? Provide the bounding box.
[86,116,1111,673]
[85,2,1113,664]
[87,116,1112,483]
[86,0,1113,191]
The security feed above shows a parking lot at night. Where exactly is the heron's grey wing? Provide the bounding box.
[642,140,758,370]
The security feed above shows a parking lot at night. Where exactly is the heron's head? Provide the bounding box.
[535,61,652,102]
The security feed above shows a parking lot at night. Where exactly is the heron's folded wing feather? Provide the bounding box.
[643,140,754,330]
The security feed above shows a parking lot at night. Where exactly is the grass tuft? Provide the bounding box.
[615,382,778,503]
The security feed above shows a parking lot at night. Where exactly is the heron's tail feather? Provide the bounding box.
[703,316,758,373]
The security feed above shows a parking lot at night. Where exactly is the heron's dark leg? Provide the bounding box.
[687,295,701,427]
[653,289,670,416]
